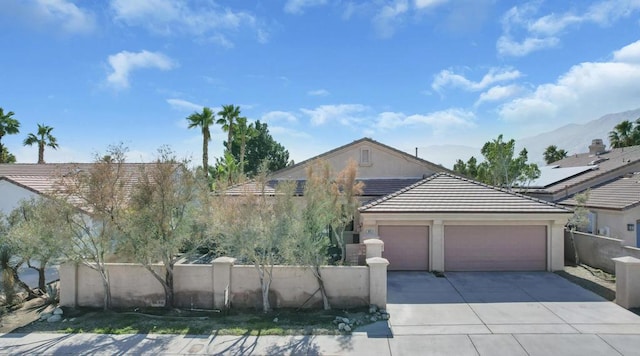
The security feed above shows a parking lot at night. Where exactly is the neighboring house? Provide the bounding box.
[523,139,640,202]
[559,173,640,247]
[0,163,150,216]
[226,137,452,243]
[519,139,640,247]
[359,173,572,272]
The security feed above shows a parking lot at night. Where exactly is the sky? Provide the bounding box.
[1,0,640,169]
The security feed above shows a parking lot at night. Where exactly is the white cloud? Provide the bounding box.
[498,1,640,57]
[414,0,448,10]
[262,111,298,123]
[110,0,266,45]
[372,0,410,38]
[307,89,330,97]
[107,50,176,89]
[166,98,203,112]
[375,109,476,133]
[301,104,370,126]
[432,67,522,92]
[4,0,95,34]
[498,40,640,125]
[475,84,523,106]
[496,36,559,57]
[284,0,328,14]
[613,40,640,63]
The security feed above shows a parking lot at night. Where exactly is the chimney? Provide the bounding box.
[589,139,606,155]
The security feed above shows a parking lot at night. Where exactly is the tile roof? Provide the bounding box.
[559,173,640,210]
[0,163,169,212]
[223,178,424,197]
[522,145,640,194]
[359,173,571,214]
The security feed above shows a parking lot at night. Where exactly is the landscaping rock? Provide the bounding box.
[381,313,390,320]
[47,315,62,323]
[370,316,377,322]
[338,322,346,331]
[369,305,378,314]
[341,317,350,324]
[39,313,52,321]
[343,324,351,332]
[53,308,63,316]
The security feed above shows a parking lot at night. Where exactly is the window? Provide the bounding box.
[360,147,371,166]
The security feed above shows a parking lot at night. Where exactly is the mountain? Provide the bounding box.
[517,108,640,165]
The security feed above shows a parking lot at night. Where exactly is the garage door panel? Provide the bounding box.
[378,225,429,271]
[445,225,546,271]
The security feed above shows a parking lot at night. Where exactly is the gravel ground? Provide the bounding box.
[556,264,616,301]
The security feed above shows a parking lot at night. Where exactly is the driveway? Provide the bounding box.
[386,271,640,355]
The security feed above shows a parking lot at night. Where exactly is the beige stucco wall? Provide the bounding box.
[360,212,571,272]
[0,180,39,215]
[230,265,369,309]
[61,262,373,310]
[270,141,437,180]
[591,206,640,247]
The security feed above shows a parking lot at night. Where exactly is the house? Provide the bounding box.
[559,173,640,247]
[523,139,640,202]
[0,163,150,215]
[226,137,453,244]
[359,173,572,272]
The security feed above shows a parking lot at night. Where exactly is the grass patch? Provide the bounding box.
[13,306,374,336]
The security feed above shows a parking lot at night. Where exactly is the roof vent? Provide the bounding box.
[589,157,608,165]
[589,139,606,155]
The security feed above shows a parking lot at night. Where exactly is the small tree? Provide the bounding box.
[0,213,39,300]
[56,144,131,310]
[213,166,297,313]
[567,190,591,265]
[6,197,67,291]
[121,147,201,308]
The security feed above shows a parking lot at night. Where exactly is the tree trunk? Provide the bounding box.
[312,266,330,310]
[203,132,209,178]
[165,266,174,308]
[240,138,246,175]
[569,230,580,265]
[256,263,271,313]
[98,267,111,310]
[27,261,47,291]
[10,267,39,299]
[38,142,44,164]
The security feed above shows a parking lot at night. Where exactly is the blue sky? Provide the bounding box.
[1,0,640,168]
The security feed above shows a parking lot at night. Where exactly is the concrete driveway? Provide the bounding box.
[386,271,640,355]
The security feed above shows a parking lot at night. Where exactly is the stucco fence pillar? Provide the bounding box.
[213,257,235,310]
[364,238,384,258]
[613,256,640,309]
[59,262,78,307]
[367,257,389,309]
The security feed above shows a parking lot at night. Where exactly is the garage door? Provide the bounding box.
[378,225,429,271]
[444,225,546,271]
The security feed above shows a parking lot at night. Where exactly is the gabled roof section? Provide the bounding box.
[269,137,452,179]
[559,174,640,210]
[360,173,571,214]
[522,145,640,194]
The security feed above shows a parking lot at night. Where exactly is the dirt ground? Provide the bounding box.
[0,264,620,334]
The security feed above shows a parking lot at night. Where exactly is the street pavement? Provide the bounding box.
[2,272,640,355]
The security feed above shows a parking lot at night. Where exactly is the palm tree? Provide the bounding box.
[0,108,20,163]
[186,107,215,178]
[609,120,635,148]
[23,124,59,164]
[217,105,241,152]
[235,117,256,175]
[543,145,568,164]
